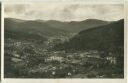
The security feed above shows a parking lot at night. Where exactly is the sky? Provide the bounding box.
[4,3,124,21]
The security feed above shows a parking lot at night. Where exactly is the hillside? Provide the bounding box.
[4,18,68,39]
[54,19,124,54]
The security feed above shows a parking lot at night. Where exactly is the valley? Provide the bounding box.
[4,18,124,78]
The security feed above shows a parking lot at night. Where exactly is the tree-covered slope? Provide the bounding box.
[5,18,68,39]
[54,19,124,54]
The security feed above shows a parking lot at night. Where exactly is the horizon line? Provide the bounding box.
[4,17,124,22]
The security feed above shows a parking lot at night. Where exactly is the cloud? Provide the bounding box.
[4,3,124,21]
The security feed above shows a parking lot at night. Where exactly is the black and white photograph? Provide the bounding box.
[4,3,124,78]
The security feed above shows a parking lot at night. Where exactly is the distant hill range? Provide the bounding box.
[41,19,111,32]
[5,18,67,39]
[54,19,124,54]
[4,18,114,44]
[5,18,111,35]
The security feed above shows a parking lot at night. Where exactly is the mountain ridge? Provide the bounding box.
[5,18,112,33]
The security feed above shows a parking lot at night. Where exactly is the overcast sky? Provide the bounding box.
[4,3,124,21]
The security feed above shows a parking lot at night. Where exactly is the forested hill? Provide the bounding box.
[44,19,110,32]
[54,19,124,54]
[4,18,68,39]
